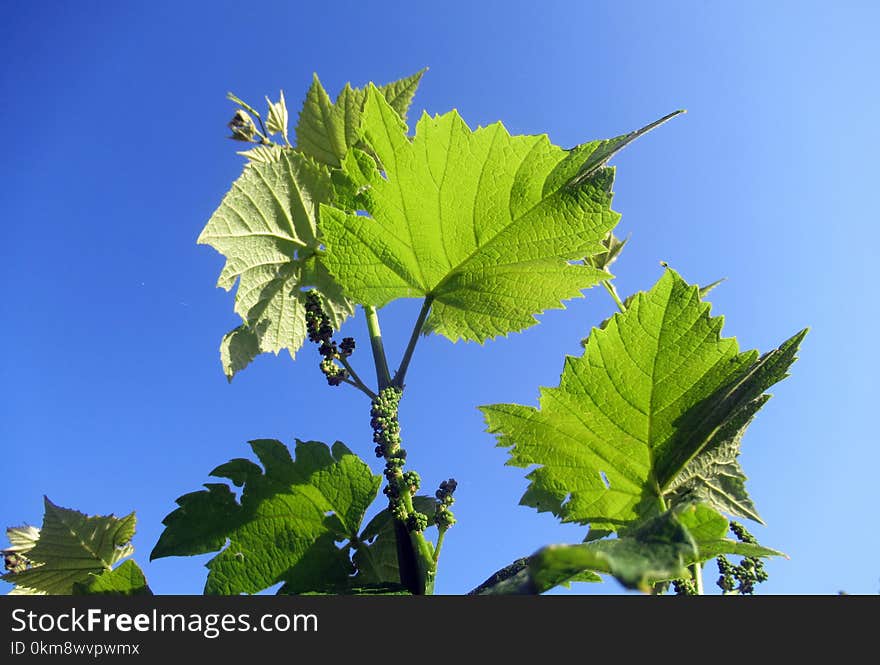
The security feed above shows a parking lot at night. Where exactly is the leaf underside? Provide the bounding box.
[2,498,137,595]
[198,151,353,379]
[201,71,425,379]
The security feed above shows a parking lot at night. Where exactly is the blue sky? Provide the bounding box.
[2,1,878,595]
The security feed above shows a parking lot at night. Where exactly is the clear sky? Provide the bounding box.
[2,1,878,595]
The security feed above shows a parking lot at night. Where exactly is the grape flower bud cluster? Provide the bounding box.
[434,478,457,530]
[715,521,769,594]
[304,291,355,387]
[371,387,428,531]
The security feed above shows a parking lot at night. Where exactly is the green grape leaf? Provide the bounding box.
[73,560,152,596]
[586,232,628,272]
[469,557,601,595]
[295,70,426,167]
[475,502,782,594]
[320,87,668,342]
[150,439,381,595]
[475,507,697,594]
[482,269,807,533]
[531,519,696,592]
[265,90,289,138]
[2,498,136,595]
[197,150,353,379]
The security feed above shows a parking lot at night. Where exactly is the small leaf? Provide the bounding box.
[586,232,628,272]
[3,498,136,595]
[219,325,261,381]
[530,518,696,593]
[4,525,39,553]
[265,90,289,137]
[475,507,700,594]
[378,68,427,123]
[295,70,426,167]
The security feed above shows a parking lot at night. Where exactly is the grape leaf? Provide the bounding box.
[473,503,783,594]
[150,439,381,595]
[197,150,353,379]
[321,87,676,342]
[295,70,426,167]
[73,560,152,596]
[481,269,807,534]
[473,507,696,594]
[2,498,136,595]
[469,558,601,595]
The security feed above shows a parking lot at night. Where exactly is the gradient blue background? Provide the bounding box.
[2,1,877,595]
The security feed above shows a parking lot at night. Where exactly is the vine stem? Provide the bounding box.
[392,297,433,388]
[339,375,377,400]
[602,280,627,313]
[337,356,377,400]
[364,305,392,389]
[433,528,447,566]
[690,562,704,595]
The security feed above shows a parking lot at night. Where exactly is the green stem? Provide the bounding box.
[433,528,447,566]
[392,297,433,388]
[690,563,704,595]
[338,356,376,400]
[339,376,377,400]
[363,305,392,389]
[656,488,667,512]
[602,280,627,313]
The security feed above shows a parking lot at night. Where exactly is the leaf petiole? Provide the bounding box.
[364,306,392,389]
[392,296,433,389]
[602,280,627,314]
[690,562,704,595]
[338,356,377,400]
[339,375,377,400]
